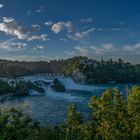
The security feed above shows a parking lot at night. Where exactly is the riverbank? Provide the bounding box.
[0,79,45,97]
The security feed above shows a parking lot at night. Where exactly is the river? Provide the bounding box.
[0,75,139,125]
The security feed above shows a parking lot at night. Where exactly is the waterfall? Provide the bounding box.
[18,75,106,94]
[59,77,106,91]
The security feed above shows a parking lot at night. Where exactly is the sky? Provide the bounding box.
[0,0,140,63]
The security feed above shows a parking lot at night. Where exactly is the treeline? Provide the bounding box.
[63,56,140,84]
[0,86,140,140]
[0,57,140,84]
[0,59,66,77]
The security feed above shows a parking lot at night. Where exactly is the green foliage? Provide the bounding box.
[0,86,140,139]
[67,104,83,126]
[128,86,140,139]
[0,108,39,140]
[66,104,94,140]
[63,57,140,84]
[89,88,131,140]
[62,56,88,76]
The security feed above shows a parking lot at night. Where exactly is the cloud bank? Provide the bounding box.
[0,17,48,41]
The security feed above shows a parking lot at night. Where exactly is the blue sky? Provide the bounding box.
[0,0,140,63]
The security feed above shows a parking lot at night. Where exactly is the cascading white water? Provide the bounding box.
[18,75,106,93]
[59,77,82,89]
[44,84,83,101]
[59,77,106,91]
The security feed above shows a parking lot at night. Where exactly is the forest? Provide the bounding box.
[0,59,66,77]
[63,57,140,84]
[0,57,140,84]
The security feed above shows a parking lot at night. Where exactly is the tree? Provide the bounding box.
[128,86,140,139]
[0,108,39,140]
[67,104,83,126]
[66,104,83,140]
[89,88,130,140]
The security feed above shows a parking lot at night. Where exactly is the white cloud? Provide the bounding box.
[51,21,72,33]
[33,45,45,51]
[36,6,44,13]
[0,38,27,51]
[68,26,120,42]
[0,3,3,8]
[122,43,140,52]
[90,44,119,55]
[73,43,140,62]
[2,17,14,23]
[36,9,41,13]
[36,45,45,49]
[97,27,121,32]
[51,23,64,33]
[66,34,75,40]
[76,27,95,39]
[90,46,104,55]
[80,18,93,23]
[91,43,140,55]
[11,42,27,49]
[28,34,48,41]
[75,46,88,56]
[67,27,95,40]
[11,42,26,46]
[60,38,68,41]
[83,28,95,34]
[0,38,14,50]
[45,20,53,26]
[65,21,73,33]
[102,44,114,50]
[31,24,40,31]
[0,17,48,42]
[0,17,29,40]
